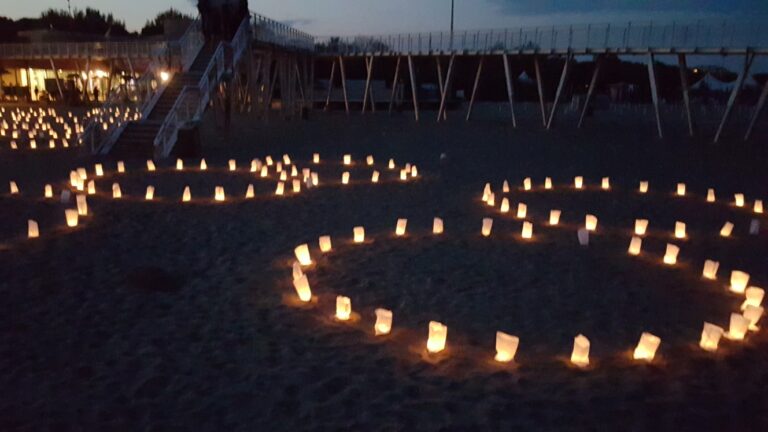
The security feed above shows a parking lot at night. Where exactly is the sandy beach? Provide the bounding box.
[1,104,767,431]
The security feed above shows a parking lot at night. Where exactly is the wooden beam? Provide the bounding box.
[502,53,517,127]
[338,56,350,115]
[362,56,374,113]
[533,55,547,127]
[388,56,402,114]
[437,54,455,122]
[49,57,64,100]
[546,53,572,130]
[435,57,447,120]
[577,55,603,128]
[647,53,663,138]
[466,56,484,121]
[324,58,337,111]
[407,55,419,121]
[714,52,754,143]
[745,77,768,141]
[105,59,114,102]
[677,54,694,136]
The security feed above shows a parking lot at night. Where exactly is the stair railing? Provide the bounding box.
[153,17,251,158]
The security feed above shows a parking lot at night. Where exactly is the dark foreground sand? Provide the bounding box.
[1,105,768,431]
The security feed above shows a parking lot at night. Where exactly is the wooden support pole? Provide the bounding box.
[388,56,402,114]
[546,53,572,130]
[533,55,547,127]
[502,53,517,127]
[362,56,374,113]
[745,77,768,141]
[294,59,305,104]
[266,58,278,114]
[435,57,447,120]
[125,57,135,78]
[105,59,114,102]
[84,58,91,102]
[437,54,455,122]
[577,55,603,128]
[49,57,64,100]
[407,55,419,121]
[677,54,694,136]
[714,52,754,143]
[310,57,315,110]
[466,56,484,121]
[338,56,350,115]
[324,58,337,111]
[647,53,663,138]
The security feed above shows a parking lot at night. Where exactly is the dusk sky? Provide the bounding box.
[6,0,768,35]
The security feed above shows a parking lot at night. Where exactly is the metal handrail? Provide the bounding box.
[178,18,205,71]
[314,18,768,54]
[252,12,314,51]
[0,40,168,59]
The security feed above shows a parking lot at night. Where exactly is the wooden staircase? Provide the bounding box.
[111,43,218,158]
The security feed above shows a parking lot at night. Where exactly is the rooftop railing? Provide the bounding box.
[0,39,168,60]
[315,19,768,55]
[252,12,315,51]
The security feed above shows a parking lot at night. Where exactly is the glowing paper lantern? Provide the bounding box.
[433,217,444,234]
[549,210,561,225]
[639,181,649,193]
[486,193,495,207]
[500,198,510,213]
[44,184,53,198]
[706,188,715,202]
[516,203,527,219]
[182,186,191,202]
[729,270,750,294]
[366,155,374,165]
[374,308,393,335]
[743,305,763,331]
[279,171,288,181]
[28,220,39,238]
[95,163,104,176]
[725,313,749,340]
[228,159,236,171]
[294,244,312,266]
[87,180,95,195]
[521,221,533,239]
[396,218,408,236]
[245,184,254,198]
[502,180,510,193]
[112,183,122,199]
[275,182,285,196]
[292,275,312,302]
[9,181,19,194]
[699,322,724,352]
[292,261,303,281]
[601,177,610,190]
[676,183,686,196]
[481,218,493,237]
[494,331,519,363]
[545,177,553,190]
[399,169,407,181]
[319,235,332,252]
[260,166,268,177]
[266,156,274,166]
[754,200,763,214]
[523,177,532,191]
[720,222,734,237]
[176,159,184,170]
[292,179,301,193]
[574,176,584,189]
[411,166,418,177]
[634,219,649,236]
[146,160,156,171]
[77,168,88,181]
[577,228,589,246]
[628,236,642,256]
[342,172,350,184]
[353,226,365,243]
[250,159,261,172]
[343,154,352,165]
[734,193,745,207]
[371,170,380,183]
[65,209,78,227]
[388,159,395,169]
[570,334,590,367]
[742,287,764,311]
[663,244,679,265]
[117,161,125,173]
[482,183,491,202]
[283,154,291,165]
[674,221,686,239]
[76,194,88,216]
[632,332,661,361]
[585,214,598,231]
[702,260,719,280]
[313,153,320,164]
[426,321,447,353]
[336,296,352,321]
[145,186,155,200]
[200,159,207,170]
